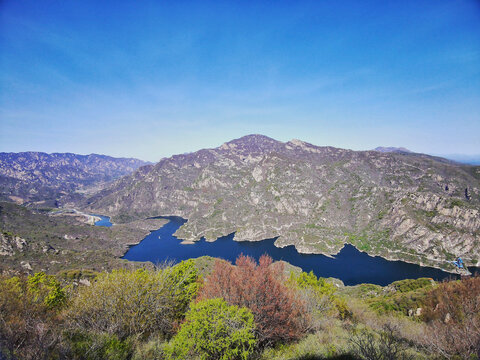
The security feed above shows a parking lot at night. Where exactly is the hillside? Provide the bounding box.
[2,253,478,359]
[0,201,167,275]
[85,135,480,270]
[0,152,148,205]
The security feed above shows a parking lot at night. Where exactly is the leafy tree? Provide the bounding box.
[199,254,307,347]
[164,259,200,320]
[66,261,198,340]
[165,298,256,360]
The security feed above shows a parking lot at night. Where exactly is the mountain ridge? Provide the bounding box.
[84,135,480,271]
[373,146,412,153]
[0,152,148,205]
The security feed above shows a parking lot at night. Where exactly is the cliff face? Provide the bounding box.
[0,152,148,204]
[85,135,480,269]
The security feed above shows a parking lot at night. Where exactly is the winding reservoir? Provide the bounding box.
[116,216,477,286]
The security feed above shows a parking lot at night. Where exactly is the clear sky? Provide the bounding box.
[1,0,479,162]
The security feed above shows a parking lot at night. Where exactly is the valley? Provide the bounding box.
[1,135,479,277]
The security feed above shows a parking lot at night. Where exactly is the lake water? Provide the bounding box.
[93,215,113,227]
[117,216,476,286]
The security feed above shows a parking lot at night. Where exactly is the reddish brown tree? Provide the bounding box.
[199,254,308,347]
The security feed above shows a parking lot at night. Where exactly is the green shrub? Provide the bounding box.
[0,275,63,359]
[350,324,414,360]
[289,271,351,321]
[65,330,132,360]
[27,271,67,309]
[165,298,256,360]
[165,259,200,319]
[366,278,434,316]
[66,261,198,340]
[390,278,433,293]
[58,269,99,281]
[289,271,336,297]
[447,199,464,208]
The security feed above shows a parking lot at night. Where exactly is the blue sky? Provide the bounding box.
[1,0,479,162]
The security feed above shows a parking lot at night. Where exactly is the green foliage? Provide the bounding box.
[289,271,351,320]
[290,271,336,297]
[447,199,464,208]
[377,210,386,219]
[333,297,351,320]
[66,330,133,360]
[66,263,198,339]
[367,279,434,316]
[0,275,63,359]
[27,272,67,309]
[165,259,200,318]
[165,298,256,360]
[350,284,383,298]
[58,269,99,281]
[390,278,433,293]
[350,324,415,360]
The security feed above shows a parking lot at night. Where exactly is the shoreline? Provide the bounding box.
[116,216,475,277]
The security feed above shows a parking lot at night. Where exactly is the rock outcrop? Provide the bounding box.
[0,232,27,256]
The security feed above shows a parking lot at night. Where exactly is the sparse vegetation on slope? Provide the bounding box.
[0,201,167,274]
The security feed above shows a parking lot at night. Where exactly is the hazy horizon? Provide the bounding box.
[1,133,479,165]
[1,1,479,162]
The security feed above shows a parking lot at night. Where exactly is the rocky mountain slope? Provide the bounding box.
[85,135,480,270]
[0,152,148,205]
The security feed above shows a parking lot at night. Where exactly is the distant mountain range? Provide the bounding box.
[82,134,480,271]
[373,148,480,165]
[438,154,480,166]
[0,152,148,205]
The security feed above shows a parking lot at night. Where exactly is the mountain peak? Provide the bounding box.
[227,134,279,144]
[373,146,412,153]
[219,134,282,153]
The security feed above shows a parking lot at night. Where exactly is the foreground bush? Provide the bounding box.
[350,324,414,360]
[289,271,351,328]
[0,273,66,360]
[66,260,198,340]
[165,298,256,360]
[422,276,480,359]
[199,255,308,347]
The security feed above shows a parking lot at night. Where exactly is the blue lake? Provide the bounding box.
[93,215,113,227]
[118,216,477,286]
